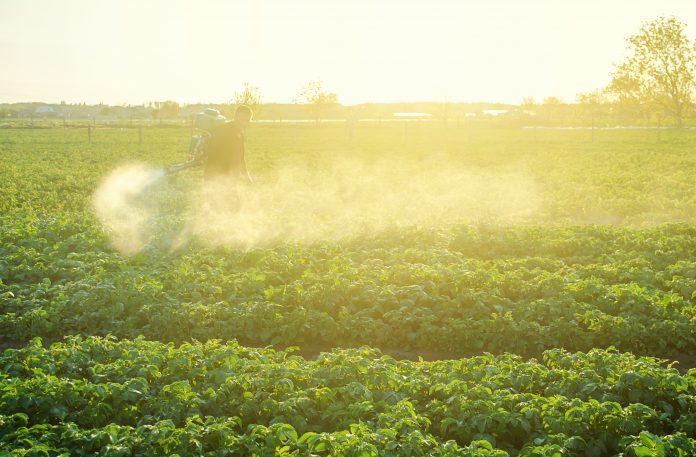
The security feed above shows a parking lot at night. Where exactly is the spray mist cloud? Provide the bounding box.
[92,164,165,256]
[92,158,540,255]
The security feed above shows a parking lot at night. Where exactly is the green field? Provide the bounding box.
[1,123,695,455]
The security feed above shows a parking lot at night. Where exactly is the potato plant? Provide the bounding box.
[1,125,695,456]
[1,337,695,456]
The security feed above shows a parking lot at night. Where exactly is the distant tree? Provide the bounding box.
[540,96,563,123]
[576,90,607,106]
[576,90,608,122]
[296,80,338,123]
[543,96,562,106]
[233,83,263,118]
[521,96,536,115]
[608,16,696,126]
[152,101,180,119]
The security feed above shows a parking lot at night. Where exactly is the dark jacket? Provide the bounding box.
[204,121,245,179]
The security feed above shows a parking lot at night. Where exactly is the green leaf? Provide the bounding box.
[639,431,656,447]
[632,446,654,457]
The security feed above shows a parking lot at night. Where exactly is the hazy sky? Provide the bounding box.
[2,0,696,105]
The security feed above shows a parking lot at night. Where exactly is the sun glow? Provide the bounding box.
[2,0,696,104]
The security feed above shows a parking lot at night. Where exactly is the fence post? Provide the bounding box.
[657,118,661,143]
[347,119,355,143]
[591,113,595,143]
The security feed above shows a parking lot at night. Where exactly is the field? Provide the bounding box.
[1,123,695,455]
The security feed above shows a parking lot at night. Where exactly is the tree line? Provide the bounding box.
[229,17,696,127]
[523,16,696,127]
[3,17,694,127]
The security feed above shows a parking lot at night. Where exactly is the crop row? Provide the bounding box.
[1,336,695,455]
[1,217,694,358]
[3,127,696,226]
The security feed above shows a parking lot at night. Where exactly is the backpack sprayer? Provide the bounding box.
[164,108,227,175]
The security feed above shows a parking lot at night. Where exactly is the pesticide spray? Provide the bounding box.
[92,164,167,256]
[92,108,223,255]
[93,158,540,256]
[92,109,540,256]
[183,159,540,249]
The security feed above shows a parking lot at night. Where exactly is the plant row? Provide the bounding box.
[1,337,695,455]
[1,218,694,358]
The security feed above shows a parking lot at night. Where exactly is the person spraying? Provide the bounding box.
[203,105,254,213]
[165,105,254,213]
[204,105,254,184]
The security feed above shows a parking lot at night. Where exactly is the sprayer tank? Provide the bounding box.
[195,109,227,131]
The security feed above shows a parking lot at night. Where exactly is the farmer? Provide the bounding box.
[203,105,254,212]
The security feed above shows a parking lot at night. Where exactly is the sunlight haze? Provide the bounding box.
[2,0,696,104]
